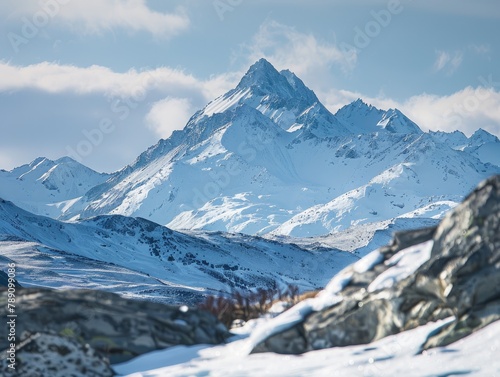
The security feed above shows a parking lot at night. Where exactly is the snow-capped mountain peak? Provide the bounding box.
[469,127,499,144]
[336,100,422,135]
[463,127,500,166]
[378,108,422,134]
[428,130,469,150]
[279,68,319,104]
[200,59,324,132]
[236,58,290,94]
[335,99,385,134]
[0,156,110,218]
[2,59,499,238]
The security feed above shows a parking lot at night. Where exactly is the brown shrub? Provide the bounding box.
[198,283,310,328]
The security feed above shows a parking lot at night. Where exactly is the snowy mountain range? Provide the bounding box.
[0,156,109,218]
[1,58,499,376]
[2,58,498,240]
[0,197,356,303]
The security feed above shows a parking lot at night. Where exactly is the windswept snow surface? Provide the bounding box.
[203,237,445,358]
[113,318,500,376]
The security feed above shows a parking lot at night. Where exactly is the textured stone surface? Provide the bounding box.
[0,288,229,365]
[254,175,500,354]
[0,332,114,377]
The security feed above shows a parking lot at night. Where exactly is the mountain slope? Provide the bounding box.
[429,128,500,167]
[464,128,500,166]
[113,175,500,377]
[3,59,500,238]
[0,157,109,217]
[271,132,491,236]
[0,198,357,303]
[335,98,422,135]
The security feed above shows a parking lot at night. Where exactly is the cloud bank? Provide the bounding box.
[1,18,499,172]
[1,0,189,38]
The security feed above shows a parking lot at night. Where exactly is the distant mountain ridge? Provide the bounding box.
[1,59,499,237]
[0,197,356,303]
[335,98,423,135]
[0,157,109,217]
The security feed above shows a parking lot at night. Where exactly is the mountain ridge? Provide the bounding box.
[0,197,357,303]
[1,58,499,237]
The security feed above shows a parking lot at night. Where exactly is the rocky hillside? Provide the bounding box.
[251,175,500,354]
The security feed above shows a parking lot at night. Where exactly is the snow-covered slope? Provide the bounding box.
[0,157,109,217]
[0,198,357,303]
[429,128,500,166]
[113,172,500,375]
[3,59,500,238]
[464,128,500,166]
[114,175,500,376]
[113,318,500,377]
[428,130,469,149]
[42,59,496,237]
[335,98,422,135]
[270,131,486,236]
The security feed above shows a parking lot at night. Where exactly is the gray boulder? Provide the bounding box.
[253,175,500,354]
[0,332,114,377]
[0,288,229,366]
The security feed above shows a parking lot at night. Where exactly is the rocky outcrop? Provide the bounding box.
[0,270,21,287]
[0,288,229,370]
[0,332,114,377]
[253,175,500,354]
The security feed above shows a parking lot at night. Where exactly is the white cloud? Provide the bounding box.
[146,97,194,138]
[469,44,491,55]
[401,87,500,137]
[434,51,451,72]
[1,0,189,38]
[0,61,237,101]
[433,50,464,75]
[0,61,240,172]
[239,20,356,88]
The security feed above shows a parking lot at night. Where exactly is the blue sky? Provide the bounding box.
[1,0,499,172]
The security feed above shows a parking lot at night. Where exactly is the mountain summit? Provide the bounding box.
[199,58,341,135]
[335,99,422,135]
[1,59,499,238]
[235,58,318,105]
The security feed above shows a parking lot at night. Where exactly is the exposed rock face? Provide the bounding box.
[0,332,114,377]
[0,288,229,368]
[0,270,21,287]
[253,175,500,354]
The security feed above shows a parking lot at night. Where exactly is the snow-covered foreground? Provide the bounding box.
[114,318,500,377]
[112,222,500,377]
